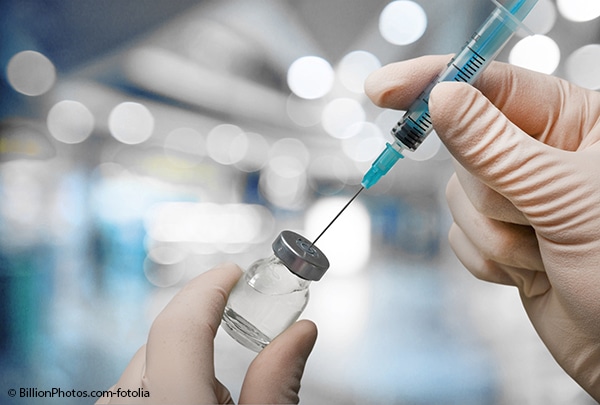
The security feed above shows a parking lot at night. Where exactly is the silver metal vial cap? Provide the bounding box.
[271,230,330,281]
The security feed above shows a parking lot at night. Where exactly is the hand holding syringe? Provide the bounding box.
[310,0,538,244]
[361,0,539,189]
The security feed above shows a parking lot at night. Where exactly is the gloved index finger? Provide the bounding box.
[142,263,243,402]
[366,54,596,152]
[365,54,449,110]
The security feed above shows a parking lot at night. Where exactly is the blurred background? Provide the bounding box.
[1,0,599,403]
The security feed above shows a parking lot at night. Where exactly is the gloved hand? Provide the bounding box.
[96,263,317,404]
[365,55,600,400]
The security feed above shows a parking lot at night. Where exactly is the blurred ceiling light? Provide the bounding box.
[304,276,371,352]
[508,35,560,74]
[519,0,557,36]
[260,161,308,210]
[556,0,600,22]
[108,102,155,145]
[145,202,274,246]
[6,50,56,96]
[565,45,600,90]
[181,18,253,71]
[341,122,386,162]
[233,132,270,173]
[286,94,324,127]
[379,1,427,46]
[146,244,187,265]
[308,155,349,195]
[92,171,159,224]
[47,100,95,144]
[148,202,223,243]
[269,138,310,167]
[164,127,205,167]
[338,50,381,94]
[144,251,186,288]
[287,56,334,99]
[267,155,306,179]
[206,124,248,166]
[0,160,44,228]
[125,47,289,127]
[374,108,402,135]
[259,138,310,210]
[304,196,371,276]
[322,98,366,139]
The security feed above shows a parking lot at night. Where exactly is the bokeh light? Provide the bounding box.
[379,1,427,46]
[287,56,334,99]
[305,276,370,352]
[374,108,401,133]
[164,127,205,167]
[146,243,187,265]
[286,94,325,127]
[91,167,160,224]
[47,100,95,144]
[269,138,310,167]
[234,132,270,173]
[143,246,186,288]
[519,0,557,36]
[259,138,310,210]
[145,202,274,249]
[556,0,600,22]
[509,35,560,74]
[6,50,56,96]
[305,196,371,276]
[261,158,308,210]
[565,45,600,90]
[308,155,349,194]
[108,102,155,144]
[341,122,386,162]
[207,124,248,166]
[321,98,366,139]
[338,51,381,94]
[0,160,44,231]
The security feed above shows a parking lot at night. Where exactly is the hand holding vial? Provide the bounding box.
[222,230,329,352]
[96,263,317,405]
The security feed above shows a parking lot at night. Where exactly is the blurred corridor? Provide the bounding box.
[1,0,599,403]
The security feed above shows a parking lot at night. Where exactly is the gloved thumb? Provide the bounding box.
[429,81,574,227]
[239,320,317,404]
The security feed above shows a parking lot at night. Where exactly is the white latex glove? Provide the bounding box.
[365,55,600,400]
[96,263,317,404]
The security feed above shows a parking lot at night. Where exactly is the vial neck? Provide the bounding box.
[270,255,312,289]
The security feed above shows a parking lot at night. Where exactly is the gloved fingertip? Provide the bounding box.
[281,319,318,357]
[364,66,402,108]
[208,261,244,276]
[239,320,318,404]
[365,55,452,109]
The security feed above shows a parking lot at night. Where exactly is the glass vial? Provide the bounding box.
[221,230,329,352]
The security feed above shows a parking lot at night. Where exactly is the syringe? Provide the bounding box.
[361,0,538,189]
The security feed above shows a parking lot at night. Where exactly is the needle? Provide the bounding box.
[309,186,364,248]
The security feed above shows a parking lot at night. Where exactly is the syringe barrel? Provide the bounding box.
[391,0,538,151]
[498,0,538,22]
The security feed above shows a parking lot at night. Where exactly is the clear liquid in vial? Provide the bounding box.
[221,256,310,352]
